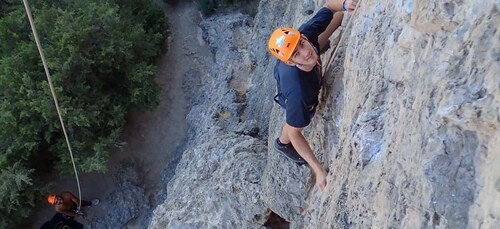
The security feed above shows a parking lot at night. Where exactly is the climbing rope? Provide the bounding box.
[21,0,82,210]
[323,0,362,73]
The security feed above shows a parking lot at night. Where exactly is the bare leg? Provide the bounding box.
[318,11,344,51]
[281,123,328,191]
[279,124,291,144]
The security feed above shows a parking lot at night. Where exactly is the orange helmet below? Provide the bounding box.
[268,27,301,62]
[47,194,57,205]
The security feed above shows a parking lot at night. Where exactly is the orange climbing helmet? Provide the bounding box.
[268,27,301,62]
[47,194,57,205]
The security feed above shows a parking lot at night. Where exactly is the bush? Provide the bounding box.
[0,0,168,227]
[0,162,47,228]
[196,0,255,16]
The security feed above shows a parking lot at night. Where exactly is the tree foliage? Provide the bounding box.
[0,162,46,228]
[196,0,256,16]
[0,0,168,227]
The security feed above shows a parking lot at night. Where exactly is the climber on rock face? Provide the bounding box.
[268,0,357,191]
[47,191,99,219]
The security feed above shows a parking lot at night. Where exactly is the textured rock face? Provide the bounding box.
[296,1,499,228]
[89,165,150,228]
[149,0,499,228]
[149,135,267,228]
[148,12,271,228]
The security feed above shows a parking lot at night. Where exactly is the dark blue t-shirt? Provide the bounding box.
[275,7,334,128]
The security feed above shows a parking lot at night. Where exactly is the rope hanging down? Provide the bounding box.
[21,0,83,210]
[323,0,361,73]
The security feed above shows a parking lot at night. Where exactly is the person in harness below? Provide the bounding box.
[268,0,358,191]
[47,191,99,219]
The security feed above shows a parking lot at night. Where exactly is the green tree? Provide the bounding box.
[196,0,255,15]
[0,162,46,228]
[0,0,168,227]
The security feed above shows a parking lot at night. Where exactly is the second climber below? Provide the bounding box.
[47,191,99,219]
[268,0,358,191]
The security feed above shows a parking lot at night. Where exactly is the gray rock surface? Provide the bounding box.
[88,164,149,228]
[149,11,270,228]
[149,0,499,228]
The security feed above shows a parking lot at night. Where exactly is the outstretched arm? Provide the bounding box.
[326,0,359,13]
[66,192,81,209]
[345,0,360,13]
[320,0,362,51]
[325,0,345,12]
[318,11,344,51]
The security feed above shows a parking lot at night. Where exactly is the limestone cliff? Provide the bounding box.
[148,0,499,228]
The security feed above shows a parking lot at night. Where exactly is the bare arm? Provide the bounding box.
[63,191,81,209]
[325,0,345,12]
[318,11,344,51]
[70,193,80,205]
[326,0,359,14]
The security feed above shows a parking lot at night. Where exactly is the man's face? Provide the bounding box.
[54,196,63,205]
[287,36,318,67]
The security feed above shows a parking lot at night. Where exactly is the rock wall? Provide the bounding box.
[148,12,270,228]
[148,0,499,228]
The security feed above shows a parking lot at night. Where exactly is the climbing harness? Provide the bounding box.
[21,0,83,210]
[323,0,362,73]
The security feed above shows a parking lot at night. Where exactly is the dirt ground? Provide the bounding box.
[28,2,211,227]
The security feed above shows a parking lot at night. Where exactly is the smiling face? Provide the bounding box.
[286,36,318,67]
